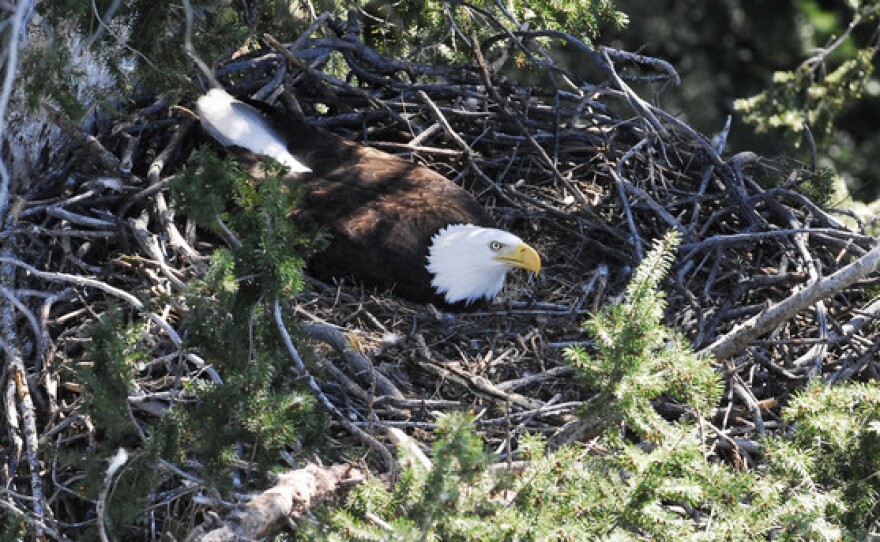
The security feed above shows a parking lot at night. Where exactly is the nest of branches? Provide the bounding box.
[5,9,880,539]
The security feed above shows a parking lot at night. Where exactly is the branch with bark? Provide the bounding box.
[193,464,365,541]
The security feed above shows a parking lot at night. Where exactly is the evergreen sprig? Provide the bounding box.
[734,2,880,150]
[58,146,327,537]
[167,149,323,481]
[65,310,163,535]
[566,232,722,440]
[174,149,316,297]
[311,415,849,540]
[74,309,144,445]
[774,382,880,535]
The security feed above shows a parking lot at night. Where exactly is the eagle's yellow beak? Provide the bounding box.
[495,242,541,274]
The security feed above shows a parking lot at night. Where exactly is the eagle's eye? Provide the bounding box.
[489,241,503,251]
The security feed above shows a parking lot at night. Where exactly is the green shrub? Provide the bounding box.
[566,232,722,440]
[772,382,880,536]
[169,150,325,481]
[306,233,853,540]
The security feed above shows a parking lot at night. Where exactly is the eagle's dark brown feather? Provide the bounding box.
[234,103,495,303]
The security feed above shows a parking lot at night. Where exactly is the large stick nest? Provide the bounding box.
[4,11,879,539]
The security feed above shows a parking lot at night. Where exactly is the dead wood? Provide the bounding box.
[193,464,365,541]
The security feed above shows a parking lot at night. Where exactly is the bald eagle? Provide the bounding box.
[195,89,540,307]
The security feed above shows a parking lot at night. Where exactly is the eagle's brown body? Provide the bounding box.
[233,101,495,303]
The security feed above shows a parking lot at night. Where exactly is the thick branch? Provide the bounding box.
[195,464,364,541]
[700,241,880,360]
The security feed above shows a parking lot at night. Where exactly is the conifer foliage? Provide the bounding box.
[167,150,324,479]
[56,152,326,536]
[307,233,859,540]
[566,232,722,440]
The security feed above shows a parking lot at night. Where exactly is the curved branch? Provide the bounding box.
[273,299,397,479]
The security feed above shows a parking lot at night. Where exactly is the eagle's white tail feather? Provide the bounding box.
[195,89,311,173]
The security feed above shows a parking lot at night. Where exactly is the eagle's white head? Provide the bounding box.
[195,89,311,173]
[426,224,541,305]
